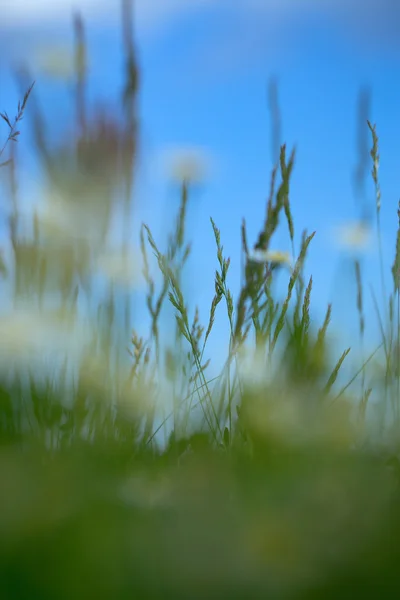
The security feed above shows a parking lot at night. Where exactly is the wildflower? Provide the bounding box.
[334,220,372,252]
[248,249,293,271]
[36,111,128,247]
[241,379,354,449]
[32,44,77,81]
[35,198,84,243]
[238,345,272,391]
[34,186,110,249]
[248,249,291,264]
[0,308,88,371]
[78,350,154,421]
[96,247,142,288]
[160,145,212,184]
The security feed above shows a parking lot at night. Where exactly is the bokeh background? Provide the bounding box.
[1,0,399,417]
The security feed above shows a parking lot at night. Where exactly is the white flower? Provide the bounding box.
[78,350,155,419]
[334,220,372,252]
[160,145,213,184]
[0,308,88,370]
[35,200,79,242]
[96,248,142,288]
[34,190,108,248]
[248,249,292,268]
[33,44,76,81]
[238,346,271,390]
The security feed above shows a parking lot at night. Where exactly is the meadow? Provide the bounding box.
[1,3,400,598]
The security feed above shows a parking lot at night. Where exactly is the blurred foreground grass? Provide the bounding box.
[1,421,400,599]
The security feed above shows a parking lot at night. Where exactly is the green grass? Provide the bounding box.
[1,2,400,598]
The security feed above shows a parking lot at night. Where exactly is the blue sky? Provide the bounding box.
[1,0,400,383]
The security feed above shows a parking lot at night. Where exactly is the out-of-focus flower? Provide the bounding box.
[241,381,355,449]
[78,350,154,420]
[37,111,129,249]
[249,249,291,264]
[35,198,84,243]
[96,247,142,288]
[35,194,103,247]
[160,145,213,184]
[0,308,89,370]
[334,220,372,252]
[238,345,272,390]
[33,176,112,253]
[248,249,293,271]
[95,246,163,290]
[32,44,78,81]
